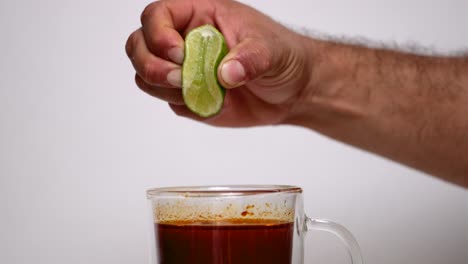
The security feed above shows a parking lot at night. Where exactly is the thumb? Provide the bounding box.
[218,38,275,88]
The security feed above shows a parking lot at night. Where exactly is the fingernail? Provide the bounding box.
[167,68,182,87]
[220,60,245,87]
[168,47,184,64]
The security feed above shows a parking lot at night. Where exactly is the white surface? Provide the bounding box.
[0,0,467,263]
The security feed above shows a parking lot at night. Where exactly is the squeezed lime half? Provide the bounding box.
[182,24,228,117]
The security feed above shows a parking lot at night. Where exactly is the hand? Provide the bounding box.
[126,0,311,127]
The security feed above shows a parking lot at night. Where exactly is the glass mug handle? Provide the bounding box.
[305,216,363,264]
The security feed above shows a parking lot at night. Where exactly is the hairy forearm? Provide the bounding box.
[286,36,468,187]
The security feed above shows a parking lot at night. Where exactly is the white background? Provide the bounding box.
[1,0,467,263]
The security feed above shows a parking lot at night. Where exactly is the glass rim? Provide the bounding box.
[146,185,302,199]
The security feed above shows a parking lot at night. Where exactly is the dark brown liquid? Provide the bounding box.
[155,219,294,264]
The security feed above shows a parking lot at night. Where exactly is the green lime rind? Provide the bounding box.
[182,24,228,118]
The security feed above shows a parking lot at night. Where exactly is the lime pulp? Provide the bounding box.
[182,24,228,117]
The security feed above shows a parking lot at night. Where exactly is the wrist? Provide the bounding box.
[283,36,368,129]
[281,35,329,128]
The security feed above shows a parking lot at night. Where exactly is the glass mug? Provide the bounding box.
[146,185,363,264]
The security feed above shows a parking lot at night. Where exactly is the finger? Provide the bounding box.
[140,0,194,64]
[218,37,277,88]
[127,29,181,87]
[135,74,185,105]
[167,88,235,125]
[168,100,230,126]
[168,103,211,122]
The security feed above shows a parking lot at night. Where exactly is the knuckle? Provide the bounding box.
[134,74,144,88]
[140,3,155,25]
[141,61,165,85]
[238,40,273,78]
[170,106,183,116]
[141,0,164,26]
[146,35,164,55]
[142,61,156,84]
[173,111,183,117]
[125,32,136,58]
[169,104,190,117]
[152,34,165,47]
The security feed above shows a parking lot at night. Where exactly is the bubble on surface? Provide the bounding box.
[153,198,295,224]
